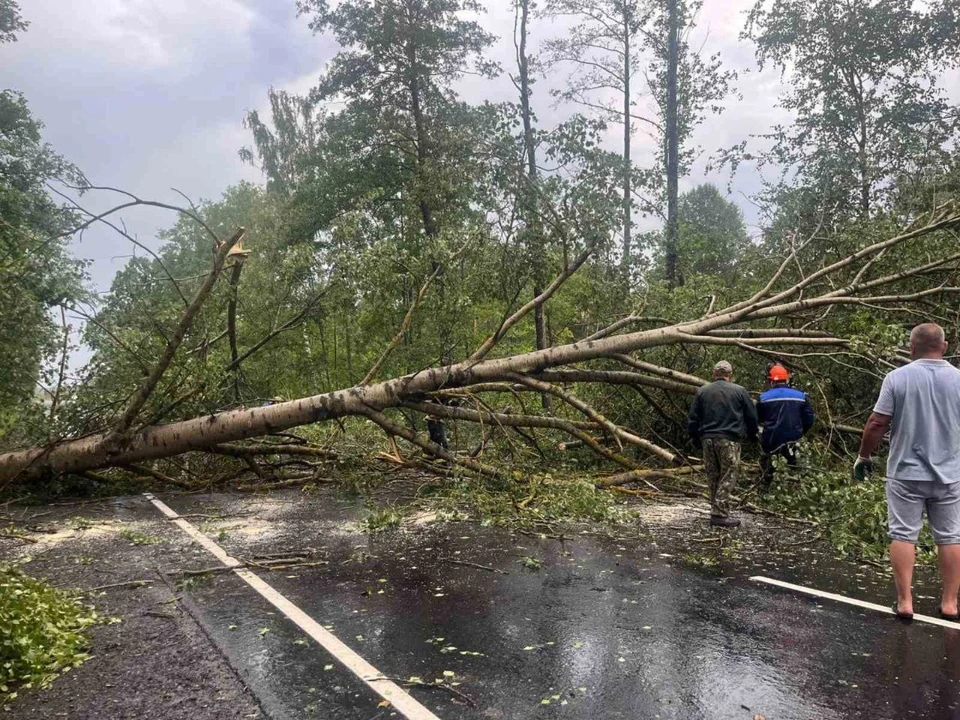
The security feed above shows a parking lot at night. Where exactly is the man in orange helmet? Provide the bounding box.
[757,363,815,490]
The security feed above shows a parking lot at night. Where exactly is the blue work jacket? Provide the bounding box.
[756,385,815,452]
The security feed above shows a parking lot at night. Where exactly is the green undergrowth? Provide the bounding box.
[362,505,403,533]
[0,564,106,705]
[760,468,935,564]
[351,470,637,533]
[423,473,637,530]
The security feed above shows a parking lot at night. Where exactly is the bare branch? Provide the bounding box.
[468,246,593,364]
[508,373,677,462]
[363,242,468,384]
[361,408,503,479]
[107,227,246,440]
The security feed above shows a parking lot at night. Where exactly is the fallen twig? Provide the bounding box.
[515,528,565,541]
[170,511,254,520]
[364,675,477,708]
[166,555,326,578]
[0,531,38,543]
[608,486,661,497]
[86,579,153,592]
[441,558,509,575]
[235,477,332,492]
[742,503,818,526]
[170,565,236,578]
[253,551,316,560]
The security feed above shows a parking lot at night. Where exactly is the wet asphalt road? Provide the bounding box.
[141,492,960,720]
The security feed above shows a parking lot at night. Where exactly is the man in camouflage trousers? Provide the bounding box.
[688,360,759,528]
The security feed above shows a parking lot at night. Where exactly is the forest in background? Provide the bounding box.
[1,0,960,558]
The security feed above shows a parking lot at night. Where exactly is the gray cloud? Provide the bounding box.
[6,0,335,289]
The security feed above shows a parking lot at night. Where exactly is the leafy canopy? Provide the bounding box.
[0,90,86,445]
[742,0,960,218]
[0,0,27,44]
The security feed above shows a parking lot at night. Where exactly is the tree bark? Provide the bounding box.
[622,13,632,271]
[2,209,957,483]
[226,257,245,401]
[0,320,706,481]
[406,37,438,241]
[517,0,552,411]
[663,0,681,288]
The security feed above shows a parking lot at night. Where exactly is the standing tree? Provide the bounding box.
[675,184,749,279]
[0,0,27,43]
[663,0,679,287]
[512,0,551,409]
[743,0,960,221]
[0,7,85,445]
[650,184,749,281]
[643,0,736,287]
[295,0,496,245]
[243,0,506,386]
[541,0,655,271]
[543,0,734,283]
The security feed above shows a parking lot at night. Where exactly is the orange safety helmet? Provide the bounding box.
[768,363,790,382]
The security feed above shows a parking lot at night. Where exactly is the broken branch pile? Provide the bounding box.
[2,194,958,490]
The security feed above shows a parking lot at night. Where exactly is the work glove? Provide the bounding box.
[852,456,874,483]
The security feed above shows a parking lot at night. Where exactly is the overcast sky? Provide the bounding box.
[4,0,792,295]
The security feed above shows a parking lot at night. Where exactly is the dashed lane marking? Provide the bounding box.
[144,493,443,720]
[751,575,960,630]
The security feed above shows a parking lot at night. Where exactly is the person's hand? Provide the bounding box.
[852,456,874,482]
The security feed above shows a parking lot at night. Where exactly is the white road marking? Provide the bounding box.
[144,493,443,720]
[751,575,960,630]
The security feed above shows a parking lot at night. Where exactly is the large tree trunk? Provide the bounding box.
[0,321,699,481]
[2,207,957,483]
[406,38,439,242]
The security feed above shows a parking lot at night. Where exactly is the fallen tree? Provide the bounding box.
[2,198,958,486]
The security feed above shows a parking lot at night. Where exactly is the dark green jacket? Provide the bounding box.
[687,379,759,442]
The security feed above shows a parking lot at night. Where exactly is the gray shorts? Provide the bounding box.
[886,478,960,545]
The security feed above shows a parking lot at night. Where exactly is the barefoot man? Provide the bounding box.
[856,323,960,621]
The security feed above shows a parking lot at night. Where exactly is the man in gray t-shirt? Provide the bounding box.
[858,323,960,622]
